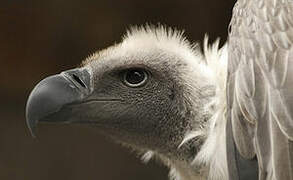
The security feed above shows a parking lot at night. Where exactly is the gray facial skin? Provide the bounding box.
[26,27,215,168]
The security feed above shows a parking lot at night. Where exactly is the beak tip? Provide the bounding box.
[24,74,65,137]
[26,101,37,138]
[28,124,37,138]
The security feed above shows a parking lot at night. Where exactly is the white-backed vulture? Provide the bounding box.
[26,26,228,180]
[26,0,293,179]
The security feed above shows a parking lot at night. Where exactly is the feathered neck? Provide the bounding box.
[198,38,228,180]
[174,39,228,180]
[142,38,228,180]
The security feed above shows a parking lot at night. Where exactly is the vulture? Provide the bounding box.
[26,0,293,179]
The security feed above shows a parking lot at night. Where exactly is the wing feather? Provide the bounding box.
[228,0,293,179]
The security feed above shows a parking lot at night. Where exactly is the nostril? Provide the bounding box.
[72,74,86,88]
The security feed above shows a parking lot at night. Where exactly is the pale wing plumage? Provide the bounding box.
[228,0,293,179]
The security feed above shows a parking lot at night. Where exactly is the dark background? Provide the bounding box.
[1,0,235,179]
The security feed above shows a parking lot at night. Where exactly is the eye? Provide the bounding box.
[123,68,148,87]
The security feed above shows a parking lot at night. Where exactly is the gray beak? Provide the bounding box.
[26,68,92,136]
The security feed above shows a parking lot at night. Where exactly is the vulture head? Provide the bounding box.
[26,26,228,180]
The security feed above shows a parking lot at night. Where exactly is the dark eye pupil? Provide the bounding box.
[125,70,145,85]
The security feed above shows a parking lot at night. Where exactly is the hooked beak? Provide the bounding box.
[26,68,92,136]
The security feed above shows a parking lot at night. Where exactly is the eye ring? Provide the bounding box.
[123,68,148,87]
